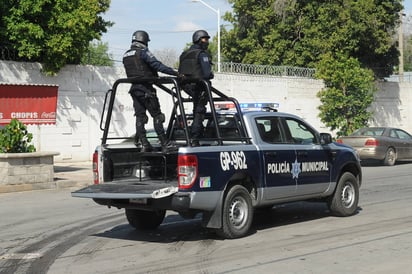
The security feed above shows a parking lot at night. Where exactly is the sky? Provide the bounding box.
[100,0,232,64]
[101,0,412,65]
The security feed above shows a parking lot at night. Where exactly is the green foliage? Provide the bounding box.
[224,0,400,135]
[0,0,113,75]
[80,41,114,66]
[224,0,402,78]
[315,53,376,136]
[404,33,412,72]
[0,119,36,153]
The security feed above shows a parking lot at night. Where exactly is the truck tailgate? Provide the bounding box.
[72,180,178,199]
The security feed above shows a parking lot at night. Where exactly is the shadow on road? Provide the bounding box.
[92,201,357,242]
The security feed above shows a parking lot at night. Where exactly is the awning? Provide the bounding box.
[0,83,58,125]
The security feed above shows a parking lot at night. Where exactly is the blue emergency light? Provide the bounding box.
[239,103,279,111]
[214,102,279,112]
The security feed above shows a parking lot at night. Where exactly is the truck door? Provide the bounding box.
[284,118,332,195]
[255,117,297,200]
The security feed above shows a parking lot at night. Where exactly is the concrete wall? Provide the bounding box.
[371,81,412,130]
[1,60,411,162]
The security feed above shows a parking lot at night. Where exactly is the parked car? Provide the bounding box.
[336,127,412,166]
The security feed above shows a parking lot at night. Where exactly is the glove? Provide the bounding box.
[178,73,186,81]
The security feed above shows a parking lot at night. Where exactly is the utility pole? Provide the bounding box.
[399,10,405,82]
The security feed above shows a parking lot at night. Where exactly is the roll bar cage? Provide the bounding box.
[100,77,251,146]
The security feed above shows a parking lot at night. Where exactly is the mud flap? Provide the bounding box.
[201,191,224,229]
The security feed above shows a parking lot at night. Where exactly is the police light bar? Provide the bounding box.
[214,102,279,112]
[239,103,279,111]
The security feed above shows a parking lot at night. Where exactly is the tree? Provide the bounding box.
[223,0,402,78]
[223,0,402,135]
[0,0,113,75]
[316,53,376,136]
[404,33,412,71]
[81,41,114,67]
[152,48,179,69]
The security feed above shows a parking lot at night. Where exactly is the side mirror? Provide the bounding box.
[320,133,332,145]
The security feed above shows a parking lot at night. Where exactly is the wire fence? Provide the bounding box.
[219,62,316,78]
[385,73,412,83]
[3,45,412,82]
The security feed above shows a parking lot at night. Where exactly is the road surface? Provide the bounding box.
[1,163,411,273]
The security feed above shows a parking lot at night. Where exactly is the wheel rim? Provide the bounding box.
[387,149,396,164]
[341,182,355,208]
[228,196,248,229]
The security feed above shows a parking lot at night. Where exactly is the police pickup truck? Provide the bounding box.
[72,77,362,239]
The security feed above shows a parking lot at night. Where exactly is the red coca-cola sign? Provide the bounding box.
[0,83,58,125]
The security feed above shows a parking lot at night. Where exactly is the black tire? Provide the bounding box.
[328,172,359,217]
[383,147,396,166]
[217,185,253,239]
[125,209,166,230]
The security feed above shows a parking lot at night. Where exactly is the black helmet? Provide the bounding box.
[192,30,210,44]
[132,30,150,45]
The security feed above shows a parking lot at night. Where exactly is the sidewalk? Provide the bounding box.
[53,161,93,189]
[0,161,93,193]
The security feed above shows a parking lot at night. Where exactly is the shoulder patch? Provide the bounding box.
[123,50,136,57]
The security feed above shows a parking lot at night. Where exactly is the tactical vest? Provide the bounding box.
[178,49,204,79]
[123,48,157,78]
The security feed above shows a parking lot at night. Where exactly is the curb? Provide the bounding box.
[0,180,90,194]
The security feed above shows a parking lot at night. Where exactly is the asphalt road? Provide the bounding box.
[1,163,412,274]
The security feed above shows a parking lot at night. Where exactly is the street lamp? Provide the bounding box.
[191,0,221,72]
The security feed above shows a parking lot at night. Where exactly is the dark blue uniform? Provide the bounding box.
[179,43,214,143]
[123,42,178,146]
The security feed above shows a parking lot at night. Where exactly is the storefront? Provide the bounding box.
[0,83,58,125]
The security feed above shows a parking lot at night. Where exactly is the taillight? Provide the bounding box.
[178,155,198,189]
[336,139,343,144]
[92,151,99,184]
[365,138,379,146]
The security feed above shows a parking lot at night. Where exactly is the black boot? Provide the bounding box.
[134,135,141,147]
[191,139,200,147]
[140,136,153,152]
[158,134,177,153]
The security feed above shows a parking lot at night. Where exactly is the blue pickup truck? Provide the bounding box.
[72,77,362,239]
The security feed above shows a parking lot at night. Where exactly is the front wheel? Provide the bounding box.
[328,172,359,217]
[217,185,253,239]
[125,209,166,230]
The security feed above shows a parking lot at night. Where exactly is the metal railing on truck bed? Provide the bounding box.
[100,77,251,147]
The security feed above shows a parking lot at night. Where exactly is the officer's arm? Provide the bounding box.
[141,49,178,76]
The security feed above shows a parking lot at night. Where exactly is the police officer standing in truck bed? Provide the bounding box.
[179,30,214,147]
[123,30,178,152]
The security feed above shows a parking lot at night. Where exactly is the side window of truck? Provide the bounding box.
[285,119,317,145]
[256,117,285,144]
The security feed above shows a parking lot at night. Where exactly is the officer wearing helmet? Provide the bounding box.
[123,30,178,152]
[178,30,214,146]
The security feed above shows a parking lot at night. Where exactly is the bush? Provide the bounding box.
[0,119,36,153]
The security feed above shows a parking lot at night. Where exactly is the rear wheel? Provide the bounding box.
[125,209,165,230]
[383,147,396,166]
[328,172,359,217]
[217,185,253,239]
